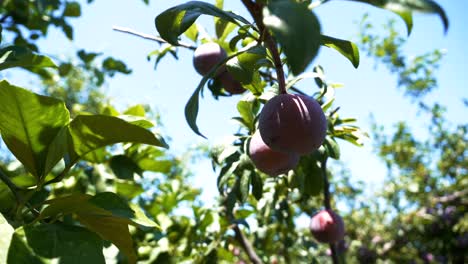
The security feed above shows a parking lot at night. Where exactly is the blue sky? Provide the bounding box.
[5,0,467,203]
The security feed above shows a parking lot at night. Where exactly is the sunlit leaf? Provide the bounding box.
[0,81,69,179]
[321,35,360,68]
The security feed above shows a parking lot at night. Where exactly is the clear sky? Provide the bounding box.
[6,0,468,203]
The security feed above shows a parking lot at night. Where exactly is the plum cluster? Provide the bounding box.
[248,92,345,244]
[249,93,327,176]
[193,43,245,94]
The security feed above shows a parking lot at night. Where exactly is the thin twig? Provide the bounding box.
[241,0,287,94]
[112,26,197,50]
[233,224,263,264]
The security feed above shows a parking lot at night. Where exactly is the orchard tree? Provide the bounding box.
[338,17,467,263]
[0,0,454,264]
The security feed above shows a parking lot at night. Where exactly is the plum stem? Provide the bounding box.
[321,157,340,264]
[241,0,287,94]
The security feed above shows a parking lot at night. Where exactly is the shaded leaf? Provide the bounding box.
[294,155,323,197]
[349,0,447,33]
[76,214,136,264]
[110,155,142,180]
[0,46,56,71]
[24,223,105,264]
[102,57,132,76]
[263,1,321,75]
[324,137,341,160]
[7,231,45,264]
[115,180,144,200]
[45,115,168,175]
[63,2,81,17]
[251,172,263,201]
[185,48,252,137]
[226,45,267,84]
[40,192,158,228]
[155,1,250,45]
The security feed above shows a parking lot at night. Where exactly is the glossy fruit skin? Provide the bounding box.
[249,131,300,176]
[258,94,327,154]
[193,43,227,76]
[309,209,345,243]
[218,70,246,95]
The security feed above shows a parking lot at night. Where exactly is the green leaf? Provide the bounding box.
[102,57,132,76]
[117,115,155,129]
[40,192,158,228]
[110,155,142,179]
[0,214,14,264]
[0,183,15,213]
[0,81,70,179]
[63,2,81,17]
[76,214,136,264]
[82,147,109,163]
[237,100,255,131]
[239,170,251,203]
[24,223,105,264]
[226,45,267,84]
[185,82,207,138]
[155,1,250,45]
[39,194,99,220]
[294,155,323,197]
[185,48,252,137]
[0,46,56,71]
[392,9,413,36]
[184,24,199,42]
[251,172,263,201]
[7,230,45,264]
[115,180,144,200]
[46,115,168,173]
[349,0,447,33]
[324,137,340,160]
[321,35,360,68]
[263,1,321,75]
[77,50,101,64]
[123,104,146,117]
[128,146,173,173]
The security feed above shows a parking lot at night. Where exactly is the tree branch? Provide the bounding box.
[321,158,331,210]
[112,26,197,50]
[432,189,468,204]
[232,224,263,264]
[241,0,287,94]
[321,158,340,264]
